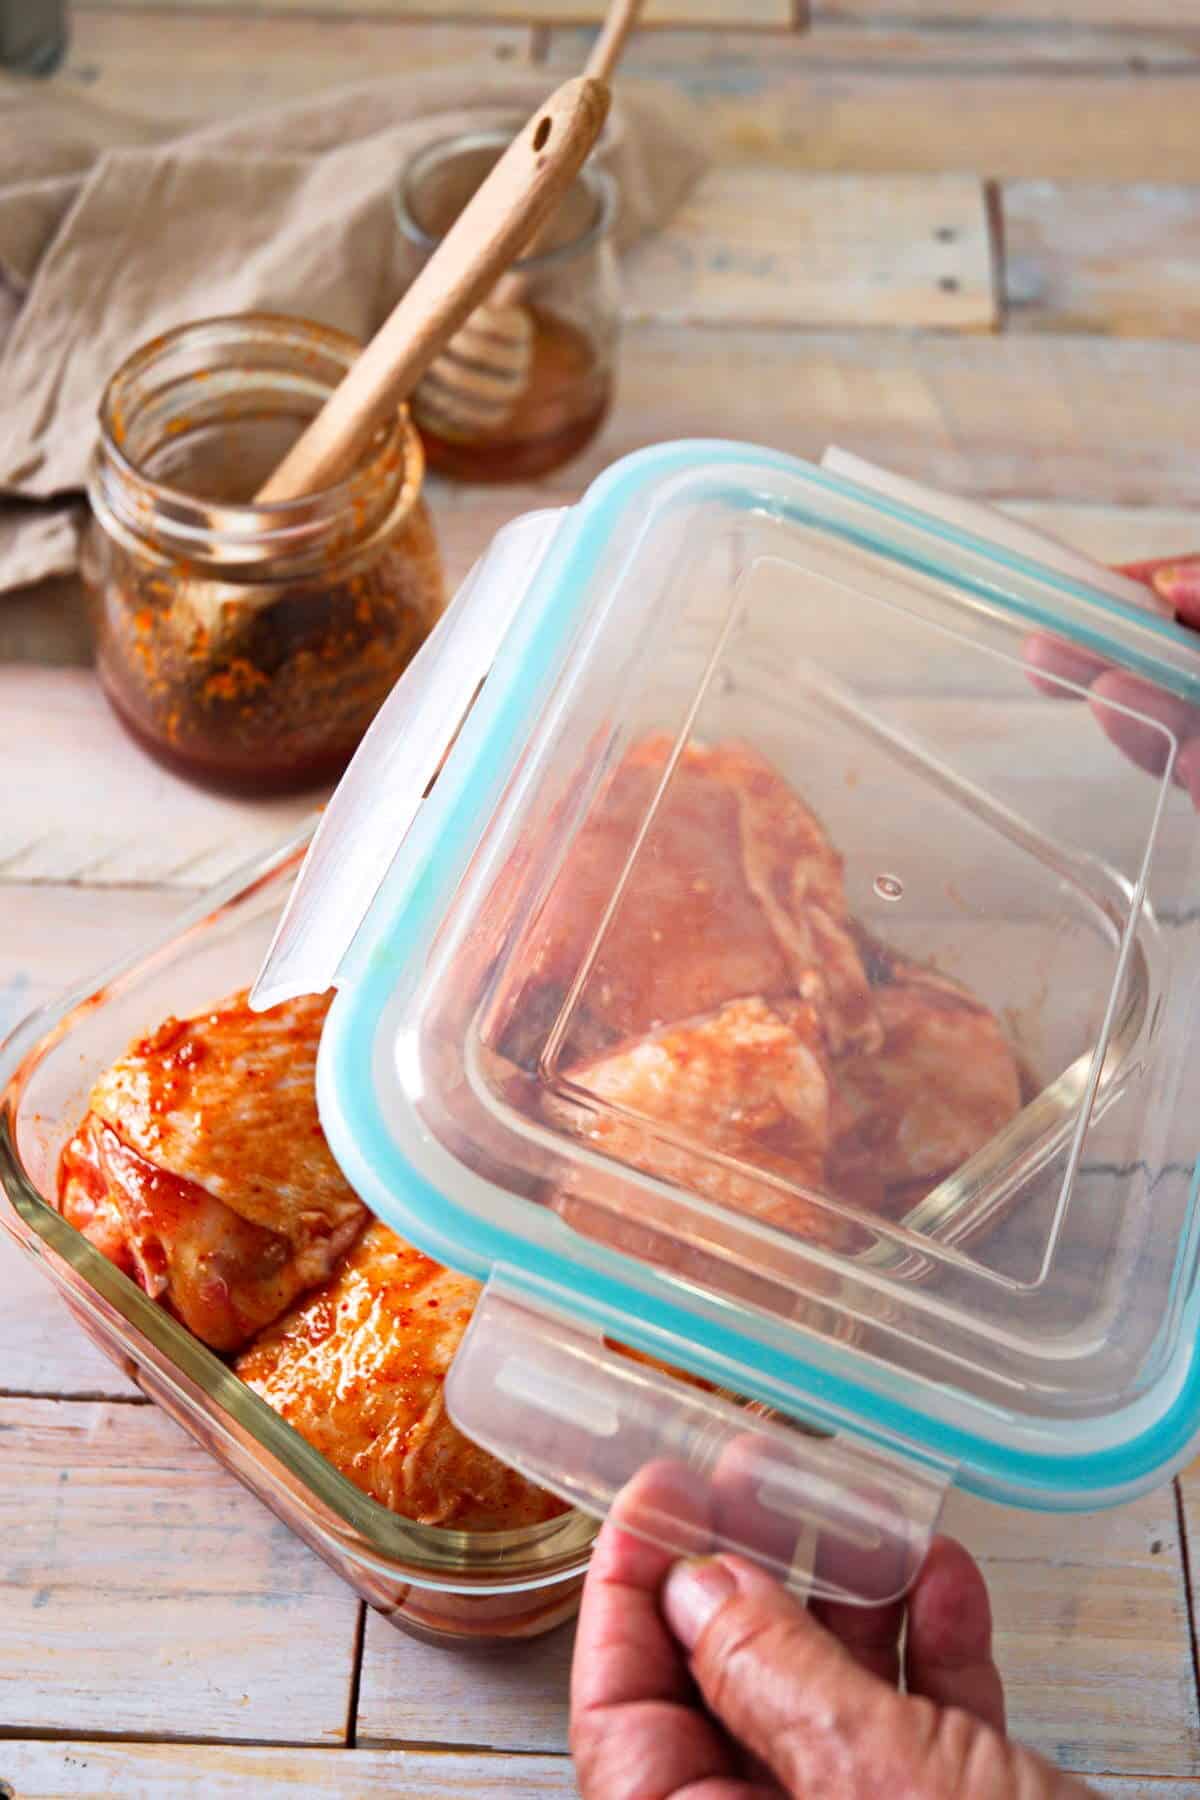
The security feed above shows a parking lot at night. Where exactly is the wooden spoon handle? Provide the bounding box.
[257,75,610,505]
[489,0,642,308]
[584,0,643,86]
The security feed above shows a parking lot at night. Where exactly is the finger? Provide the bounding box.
[809,1591,906,1685]
[1120,554,1200,631]
[572,1462,745,1800]
[1160,560,1200,631]
[709,1427,913,1679]
[663,1551,910,1793]
[1179,737,1200,810]
[669,1784,783,1799]
[1088,670,1200,782]
[904,1535,1007,1734]
[663,1553,1091,1799]
[709,1430,817,1576]
[572,1459,711,1718]
[1021,630,1111,699]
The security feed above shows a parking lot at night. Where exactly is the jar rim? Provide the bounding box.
[92,312,425,571]
[394,130,617,274]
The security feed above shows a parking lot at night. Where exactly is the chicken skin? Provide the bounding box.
[547,996,848,1248]
[502,734,880,1069]
[828,975,1023,1213]
[58,991,366,1352]
[523,736,1023,1241]
[236,1221,566,1530]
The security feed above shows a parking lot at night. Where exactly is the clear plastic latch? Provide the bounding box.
[446,1275,951,1607]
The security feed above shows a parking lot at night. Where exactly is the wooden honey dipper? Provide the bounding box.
[410,0,642,447]
[178,76,610,647]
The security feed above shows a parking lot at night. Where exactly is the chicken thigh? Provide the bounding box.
[58,991,366,1352]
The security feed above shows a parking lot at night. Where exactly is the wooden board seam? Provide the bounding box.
[1173,1477,1200,1730]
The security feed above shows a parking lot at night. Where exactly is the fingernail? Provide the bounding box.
[662,1556,736,1652]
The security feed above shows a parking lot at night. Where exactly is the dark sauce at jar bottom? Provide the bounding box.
[99,683,363,796]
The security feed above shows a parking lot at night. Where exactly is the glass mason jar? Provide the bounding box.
[82,315,445,794]
[396,131,619,483]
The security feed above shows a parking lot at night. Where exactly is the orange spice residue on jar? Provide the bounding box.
[83,314,446,795]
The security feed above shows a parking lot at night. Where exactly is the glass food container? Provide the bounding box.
[396,131,618,484]
[82,315,445,795]
[254,440,1200,1606]
[0,834,596,1645]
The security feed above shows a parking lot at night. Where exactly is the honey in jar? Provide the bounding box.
[396,130,619,484]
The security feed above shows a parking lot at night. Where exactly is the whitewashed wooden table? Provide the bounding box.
[4,3,1200,1794]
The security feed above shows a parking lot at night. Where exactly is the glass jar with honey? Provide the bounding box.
[395,131,618,483]
[82,314,444,794]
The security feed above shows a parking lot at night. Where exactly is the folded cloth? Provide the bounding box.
[0,71,706,596]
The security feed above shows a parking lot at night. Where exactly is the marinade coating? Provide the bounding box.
[505,735,880,1065]
[522,738,1022,1240]
[546,996,848,1249]
[828,976,1023,1205]
[235,1220,567,1530]
[58,991,367,1351]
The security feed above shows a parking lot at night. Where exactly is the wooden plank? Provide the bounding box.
[1172,1454,1200,1694]
[987,1555,1200,1777]
[557,327,1200,507]
[357,1612,574,1752]
[547,27,1200,181]
[4,488,1199,895]
[353,1482,1200,1774]
[0,1398,360,1742]
[0,1746,1189,1800]
[0,882,190,1033]
[1003,182,1200,340]
[0,883,197,1400]
[75,0,792,27]
[67,7,1200,74]
[61,10,534,129]
[623,168,999,330]
[0,667,320,887]
[943,1485,1200,1777]
[799,19,1199,70]
[0,1228,142,1399]
[1086,1784,1200,1798]
[814,2,1200,28]
[0,1743,579,1797]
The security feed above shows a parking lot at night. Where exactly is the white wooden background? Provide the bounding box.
[4,2,1200,1795]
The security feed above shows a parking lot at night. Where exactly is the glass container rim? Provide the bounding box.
[394,131,618,274]
[0,825,597,1591]
[92,312,426,560]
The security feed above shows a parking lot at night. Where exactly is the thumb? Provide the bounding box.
[662,1555,1097,1800]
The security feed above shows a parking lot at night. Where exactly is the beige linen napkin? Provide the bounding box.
[0,72,706,595]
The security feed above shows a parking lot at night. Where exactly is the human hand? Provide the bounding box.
[1024,553,1200,808]
[570,1461,1098,1800]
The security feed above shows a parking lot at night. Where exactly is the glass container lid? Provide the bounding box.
[255,442,1200,1594]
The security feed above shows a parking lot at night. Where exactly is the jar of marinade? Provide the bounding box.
[83,314,444,793]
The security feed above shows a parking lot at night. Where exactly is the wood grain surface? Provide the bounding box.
[3,1,1200,1792]
[0,1399,361,1743]
[546,24,1200,181]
